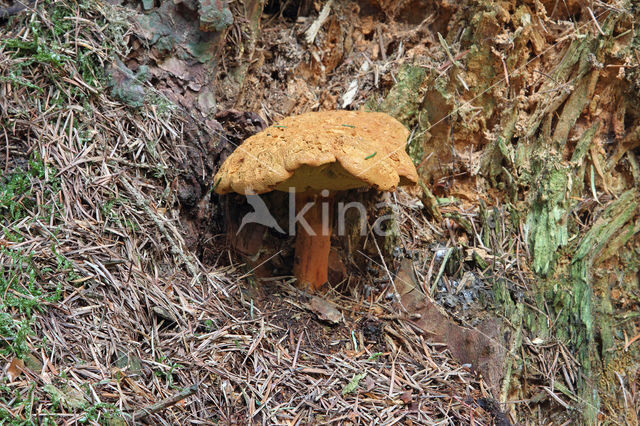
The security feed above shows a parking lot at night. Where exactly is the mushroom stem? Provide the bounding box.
[293,192,333,291]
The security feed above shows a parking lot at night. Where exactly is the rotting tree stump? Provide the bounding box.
[366,2,640,424]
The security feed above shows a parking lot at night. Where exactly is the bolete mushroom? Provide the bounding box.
[214,110,418,291]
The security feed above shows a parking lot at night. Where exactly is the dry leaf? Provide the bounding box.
[6,358,24,381]
[363,375,376,392]
[308,297,343,324]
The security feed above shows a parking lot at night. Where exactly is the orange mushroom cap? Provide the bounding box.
[214,110,418,194]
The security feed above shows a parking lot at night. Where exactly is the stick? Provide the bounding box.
[132,385,198,420]
[587,7,604,36]
[305,0,333,44]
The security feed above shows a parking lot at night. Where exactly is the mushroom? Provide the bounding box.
[214,110,418,291]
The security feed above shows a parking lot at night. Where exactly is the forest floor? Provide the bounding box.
[1,0,639,425]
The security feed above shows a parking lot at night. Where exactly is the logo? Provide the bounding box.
[237,189,397,237]
[237,191,285,235]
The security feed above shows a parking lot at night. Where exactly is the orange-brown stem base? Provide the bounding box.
[293,193,332,292]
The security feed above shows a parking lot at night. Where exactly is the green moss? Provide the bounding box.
[598,292,615,364]
[526,162,570,276]
[199,0,234,32]
[0,1,122,105]
[369,65,427,124]
[0,155,60,223]
[540,191,637,423]
[366,65,430,164]
[0,157,77,358]
[368,2,639,423]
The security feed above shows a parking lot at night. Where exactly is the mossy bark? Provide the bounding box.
[372,2,640,424]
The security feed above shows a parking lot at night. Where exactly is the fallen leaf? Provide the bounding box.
[308,297,343,324]
[152,306,175,321]
[6,358,24,381]
[363,375,376,392]
[341,80,359,108]
[395,259,505,396]
[158,57,189,80]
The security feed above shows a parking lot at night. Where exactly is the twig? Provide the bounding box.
[305,0,333,44]
[291,331,303,369]
[437,33,462,69]
[587,7,605,36]
[132,385,198,420]
[430,247,452,295]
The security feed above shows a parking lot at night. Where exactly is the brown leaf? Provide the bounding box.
[396,259,506,396]
[364,375,376,392]
[6,358,24,381]
[308,297,343,324]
